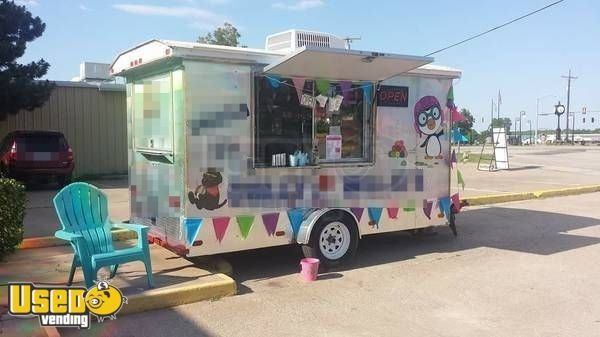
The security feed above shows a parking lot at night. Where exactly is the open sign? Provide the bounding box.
[378,85,409,107]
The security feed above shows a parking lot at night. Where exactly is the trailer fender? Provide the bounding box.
[296,208,360,245]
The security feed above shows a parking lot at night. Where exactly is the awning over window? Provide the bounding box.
[263,46,433,82]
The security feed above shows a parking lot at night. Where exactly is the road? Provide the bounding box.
[62,193,600,337]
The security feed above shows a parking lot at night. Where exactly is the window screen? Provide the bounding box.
[133,72,173,153]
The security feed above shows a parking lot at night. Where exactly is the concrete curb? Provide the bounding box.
[18,229,136,249]
[462,184,600,207]
[118,273,237,316]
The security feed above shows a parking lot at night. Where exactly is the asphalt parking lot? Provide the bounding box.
[61,193,600,337]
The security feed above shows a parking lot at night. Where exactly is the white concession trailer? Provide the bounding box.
[110,29,462,266]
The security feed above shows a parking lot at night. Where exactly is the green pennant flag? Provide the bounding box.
[316,79,330,95]
[457,169,465,190]
[236,215,255,240]
[403,199,416,212]
[447,85,454,101]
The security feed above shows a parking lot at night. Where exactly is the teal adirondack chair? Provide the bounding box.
[53,182,154,288]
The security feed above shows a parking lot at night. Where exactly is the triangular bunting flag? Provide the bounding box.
[292,77,306,102]
[438,197,452,219]
[350,208,364,222]
[403,199,416,212]
[423,199,433,219]
[361,81,373,102]
[368,208,383,227]
[267,75,281,88]
[315,79,330,95]
[339,81,352,104]
[185,218,203,245]
[262,213,279,236]
[236,215,255,240]
[212,217,230,243]
[287,209,305,236]
[451,108,465,123]
[387,207,399,219]
[457,169,465,190]
[451,193,461,213]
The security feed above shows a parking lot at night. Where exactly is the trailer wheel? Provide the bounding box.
[302,212,358,267]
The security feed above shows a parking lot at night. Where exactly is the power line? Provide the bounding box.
[425,0,565,57]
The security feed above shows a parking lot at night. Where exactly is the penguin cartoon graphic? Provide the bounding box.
[414,96,444,160]
[188,170,227,211]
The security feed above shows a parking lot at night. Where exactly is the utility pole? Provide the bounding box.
[561,70,577,142]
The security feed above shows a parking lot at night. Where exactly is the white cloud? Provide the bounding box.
[79,4,90,11]
[15,0,38,7]
[272,0,323,11]
[113,4,227,29]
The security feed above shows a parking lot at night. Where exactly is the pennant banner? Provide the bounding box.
[350,208,364,222]
[423,199,433,219]
[292,77,306,102]
[457,169,465,190]
[451,108,465,123]
[368,208,383,227]
[316,79,330,95]
[213,217,230,243]
[267,75,281,89]
[361,81,373,102]
[403,199,416,212]
[438,197,452,219]
[185,218,203,245]
[236,215,255,240]
[387,207,399,219]
[451,193,461,213]
[262,213,279,236]
[339,80,352,104]
[287,209,305,236]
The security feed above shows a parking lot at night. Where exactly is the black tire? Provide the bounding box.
[57,174,72,187]
[301,211,359,267]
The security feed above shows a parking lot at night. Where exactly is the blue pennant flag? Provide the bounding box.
[368,207,383,226]
[287,209,305,236]
[438,197,452,219]
[185,218,203,245]
[267,75,281,88]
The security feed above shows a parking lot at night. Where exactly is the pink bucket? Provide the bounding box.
[300,258,320,281]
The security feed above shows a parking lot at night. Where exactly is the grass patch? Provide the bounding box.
[456,151,494,163]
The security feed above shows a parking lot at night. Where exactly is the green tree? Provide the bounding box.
[0,0,53,120]
[492,117,512,134]
[198,22,241,47]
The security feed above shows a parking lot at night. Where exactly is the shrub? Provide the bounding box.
[0,178,26,260]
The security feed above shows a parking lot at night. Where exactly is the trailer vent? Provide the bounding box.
[265,29,346,54]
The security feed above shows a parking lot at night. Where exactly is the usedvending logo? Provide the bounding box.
[8,280,127,329]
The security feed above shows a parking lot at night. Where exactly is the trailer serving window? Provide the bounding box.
[254,76,373,166]
[256,45,433,167]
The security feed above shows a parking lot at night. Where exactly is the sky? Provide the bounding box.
[14,0,600,131]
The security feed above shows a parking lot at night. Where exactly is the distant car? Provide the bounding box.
[0,130,74,186]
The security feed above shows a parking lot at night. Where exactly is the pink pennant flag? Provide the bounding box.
[213,217,230,243]
[451,193,461,213]
[451,108,465,123]
[261,213,279,236]
[423,199,434,220]
[387,207,399,219]
[292,77,306,102]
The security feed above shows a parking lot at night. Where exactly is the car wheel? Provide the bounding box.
[301,211,359,267]
[57,174,72,187]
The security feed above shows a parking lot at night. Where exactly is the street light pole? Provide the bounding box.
[562,69,577,143]
[527,120,532,145]
[536,94,556,146]
[519,111,526,146]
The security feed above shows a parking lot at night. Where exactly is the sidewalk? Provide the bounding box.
[0,242,236,337]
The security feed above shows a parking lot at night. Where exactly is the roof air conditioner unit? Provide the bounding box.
[265,29,347,53]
